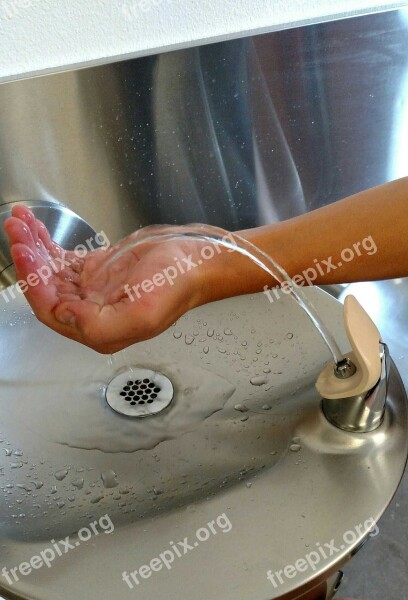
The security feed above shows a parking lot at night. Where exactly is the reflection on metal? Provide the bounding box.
[0,10,407,244]
[323,343,389,432]
[390,8,408,179]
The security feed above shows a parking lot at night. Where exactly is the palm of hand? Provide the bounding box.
[4,206,202,353]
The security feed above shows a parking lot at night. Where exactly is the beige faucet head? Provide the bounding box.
[317,295,388,432]
[316,295,382,400]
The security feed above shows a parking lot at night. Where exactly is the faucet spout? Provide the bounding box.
[321,343,389,432]
[317,295,388,432]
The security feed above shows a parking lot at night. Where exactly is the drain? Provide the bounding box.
[106,368,173,417]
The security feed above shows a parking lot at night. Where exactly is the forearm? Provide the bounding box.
[203,177,408,303]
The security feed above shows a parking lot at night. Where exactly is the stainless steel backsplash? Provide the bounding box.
[0,9,407,244]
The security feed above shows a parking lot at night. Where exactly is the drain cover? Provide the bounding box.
[105,368,174,417]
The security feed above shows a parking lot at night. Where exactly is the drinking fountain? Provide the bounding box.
[0,223,407,600]
[0,7,408,600]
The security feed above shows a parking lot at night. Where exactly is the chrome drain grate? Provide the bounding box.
[120,379,161,405]
[106,368,173,417]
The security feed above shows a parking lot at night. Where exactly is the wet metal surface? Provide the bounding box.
[0,289,407,599]
[0,11,407,241]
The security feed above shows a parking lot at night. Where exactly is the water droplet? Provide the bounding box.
[57,501,65,509]
[90,494,104,504]
[203,346,210,354]
[290,444,302,453]
[72,478,84,490]
[207,329,214,337]
[240,415,249,422]
[13,450,23,457]
[185,335,194,345]
[32,481,44,490]
[16,484,32,493]
[101,470,118,489]
[286,333,294,339]
[224,329,232,336]
[234,403,248,413]
[10,462,23,469]
[250,375,268,386]
[4,449,12,457]
[246,482,252,488]
[173,331,182,339]
[55,469,68,481]
[50,485,58,494]
[262,404,271,411]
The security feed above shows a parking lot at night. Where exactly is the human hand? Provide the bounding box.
[4,206,211,353]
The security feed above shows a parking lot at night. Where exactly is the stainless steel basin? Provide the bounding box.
[0,287,406,599]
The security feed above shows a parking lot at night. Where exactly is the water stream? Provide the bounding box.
[89,224,344,365]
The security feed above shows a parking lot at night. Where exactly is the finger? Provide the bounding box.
[5,216,54,265]
[54,279,82,295]
[11,205,39,244]
[36,219,64,258]
[9,206,69,262]
[54,297,100,329]
[35,220,78,264]
[10,243,58,315]
[4,216,37,253]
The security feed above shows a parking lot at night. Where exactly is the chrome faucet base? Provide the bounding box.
[322,343,389,433]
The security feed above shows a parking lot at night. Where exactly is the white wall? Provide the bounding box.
[0,0,406,83]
